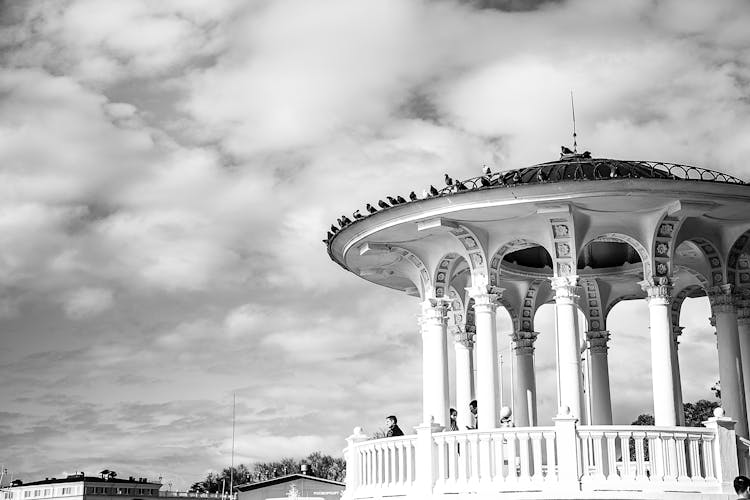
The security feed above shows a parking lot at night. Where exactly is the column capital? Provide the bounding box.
[586,330,611,353]
[419,298,449,327]
[466,285,500,312]
[639,276,673,305]
[453,330,475,348]
[707,284,739,314]
[512,330,538,354]
[549,275,579,304]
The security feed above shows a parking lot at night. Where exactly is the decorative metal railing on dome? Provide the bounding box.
[434,158,746,196]
[324,158,746,247]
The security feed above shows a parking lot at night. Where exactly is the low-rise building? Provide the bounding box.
[236,474,343,500]
[0,474,161,500]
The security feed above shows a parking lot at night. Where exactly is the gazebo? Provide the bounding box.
[326,152,750,499]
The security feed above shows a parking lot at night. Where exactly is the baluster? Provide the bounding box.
[543,431,557,481]
[687,434,702,480]
[518,432,531,481]
[701,435,716,481]
[469,433,480,483]
[406,440,414,485]
[646,431,662,481]
[591,431,605,480]
[448,436,458,484]
[618,432,632,480]
[578,431,591,478]
[388,443,397,486]
[457,434,468,484]
[494,431,505,482]
[505,432,518,483]
[436,436,447,488]
[662,433,678,482]
[605,432,618,480]
[378,443,385,487]
[674,433,688,481]
[531,432,543,481]
[633,431,647,479]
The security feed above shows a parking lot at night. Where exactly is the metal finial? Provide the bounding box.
[570,91,577,154]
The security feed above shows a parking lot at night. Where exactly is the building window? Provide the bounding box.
[24,492,31,498]
[62,488,72,495]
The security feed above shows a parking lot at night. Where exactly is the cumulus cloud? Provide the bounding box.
[0,0,748,490]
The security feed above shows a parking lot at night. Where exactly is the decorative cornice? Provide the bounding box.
[586,330,610,353]
[639,276,673,305]
[707,284,739,314]
[549,276,579,303]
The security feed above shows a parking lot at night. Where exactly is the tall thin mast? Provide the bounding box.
[230,393,236,498]
[570,91,578,153]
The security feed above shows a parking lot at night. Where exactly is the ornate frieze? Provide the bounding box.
[586,330,611,354]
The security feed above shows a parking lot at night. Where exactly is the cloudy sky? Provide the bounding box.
[1,0,749,490]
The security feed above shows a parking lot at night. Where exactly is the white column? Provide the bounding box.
[641,278,679,426]
[672,326,685,426]
[513,330,538,427]
[419,298,449,427]
[709,285,748,438]
[551,276,584,421]
[738,302,750,423]
[586,331,613,425]
[468,287,499,430]
[454,330,475,430]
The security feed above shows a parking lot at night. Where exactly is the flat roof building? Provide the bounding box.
[236,474,343,500]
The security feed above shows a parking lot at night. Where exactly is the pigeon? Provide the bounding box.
[483,165,491,175]
[422,189,429,199]
[537,169,548,182]
[387,196,399,205]
[456,181,468,191]
[341,215,352,225]
[429,185,439,196]
[511,171,521,183]
[582,151,591,158]
[396,195,407,204]
[409,191,418,201]
[327,231,333,239]
[352,210,363,220]
[378,199,390,209]
[366,203,377,214]
[444,173,453,186]
[336,217,343,227]
[561,146,574,155]
[609,166,618,178]
[330,224,339,233]
[480,176,491,187]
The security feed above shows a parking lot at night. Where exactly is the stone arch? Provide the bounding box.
[671,284,704,333]
[674,264,710,290]
[727,229,750,289]
[679,237,725,287]
[489,239,548,288]
[447,224,490,287]
[446,285,466,331]
[580,278,606,332]
[433,253,465,298]
[582,232,651,278]
[390,246,433,299]
[518,279,545,333]
[651,215,686,280]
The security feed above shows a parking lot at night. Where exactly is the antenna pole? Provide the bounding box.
[570,91,577,153]
[230,393,236,498]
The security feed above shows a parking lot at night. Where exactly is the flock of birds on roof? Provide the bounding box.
[324,146,593,244]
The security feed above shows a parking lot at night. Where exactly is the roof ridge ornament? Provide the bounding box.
[560,91,592,161]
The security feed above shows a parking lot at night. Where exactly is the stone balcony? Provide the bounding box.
[343,408,749,500]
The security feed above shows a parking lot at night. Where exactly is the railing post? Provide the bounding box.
[553,406,581,493]
[703,408,739,494]
[415,420,441,496]
[343,426,369,499]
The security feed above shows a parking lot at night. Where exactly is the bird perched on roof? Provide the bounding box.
[387,195,399,205]
[456,181,468,191]
[609,166,618,178]
[326,231,333,240]
[330,224,339,233]
[366,203,377,214]
[378,199,390,209]
[483,165,491,175]
[352,210,363,220]
[537,169,548,182]
[444,173,453,186]
[409,191,417,201]
[429,185,439,196]
[561,146,574,154]
[511,171,521,183]
[581,151,591,158]
[396,195,407,204]
[422,189,428,199]
[481,176,491,187]
[339,215,352,227]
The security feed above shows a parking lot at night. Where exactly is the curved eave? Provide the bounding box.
[328,176,750,283]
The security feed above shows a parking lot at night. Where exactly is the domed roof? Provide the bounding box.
[323,154,746,248]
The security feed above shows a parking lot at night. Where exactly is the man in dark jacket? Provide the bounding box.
[386,415,404,437]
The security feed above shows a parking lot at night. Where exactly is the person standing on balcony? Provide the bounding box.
[385,415,404,437]
[469,400,478,429]
[448,408,458,431]
[734,475,750,499]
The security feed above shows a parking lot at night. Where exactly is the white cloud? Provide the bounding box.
[63,287,114,319]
